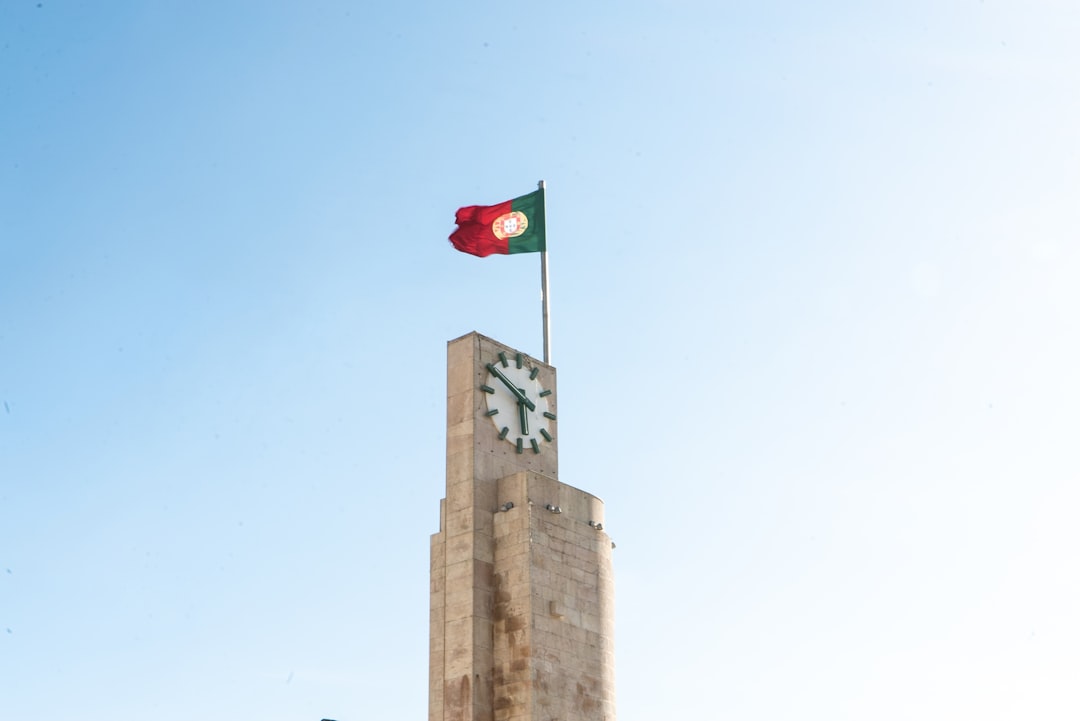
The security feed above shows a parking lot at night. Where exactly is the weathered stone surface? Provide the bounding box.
[430,333,615,721]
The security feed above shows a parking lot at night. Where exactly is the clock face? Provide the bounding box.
[481,352,555,454]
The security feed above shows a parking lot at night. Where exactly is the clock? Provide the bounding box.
[481,350,556,454]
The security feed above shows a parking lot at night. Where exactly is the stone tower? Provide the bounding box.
[429,332,616,721]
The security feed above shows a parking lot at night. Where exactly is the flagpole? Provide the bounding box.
[538,179,551,364]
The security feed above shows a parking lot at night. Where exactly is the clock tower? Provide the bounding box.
[429,332,616,721]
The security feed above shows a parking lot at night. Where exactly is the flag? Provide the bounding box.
[449,188,546,257]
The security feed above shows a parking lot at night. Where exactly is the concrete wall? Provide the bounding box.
[493,472,616,721]
[430,333,615,721]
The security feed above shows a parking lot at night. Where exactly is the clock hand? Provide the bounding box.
[518,398,529,435]
[486,363,536,411]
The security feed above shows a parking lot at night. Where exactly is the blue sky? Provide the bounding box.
[2,2,1078,719]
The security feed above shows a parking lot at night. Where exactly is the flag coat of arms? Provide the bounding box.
[449,188,546,257]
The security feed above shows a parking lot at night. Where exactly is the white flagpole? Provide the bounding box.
[538,179,551,364]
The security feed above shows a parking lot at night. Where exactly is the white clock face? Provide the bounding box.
[482,356,554,453]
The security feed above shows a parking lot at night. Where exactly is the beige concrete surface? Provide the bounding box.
[430,333,615,721]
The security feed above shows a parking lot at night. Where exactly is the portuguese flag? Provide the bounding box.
[449,188,546,257]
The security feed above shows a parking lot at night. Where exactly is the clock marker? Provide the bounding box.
[516,438,523,454]
[539,389,552,397]
[498,427,510,440]
[530,439,540,454]
[516,353,523,368]
[498,351,509,368]
[529,367,539,380]
[485,409,499,417]
[543,412,557,420]
[480,385,495,394]
[539,428,552,442]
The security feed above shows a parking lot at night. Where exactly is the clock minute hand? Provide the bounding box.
[486,363,536,411]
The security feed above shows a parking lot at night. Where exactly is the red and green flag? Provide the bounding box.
[449,188,546,257]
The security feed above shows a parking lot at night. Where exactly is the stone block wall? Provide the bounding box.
[430,333,614,721]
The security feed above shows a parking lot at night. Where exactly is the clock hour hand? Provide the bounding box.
[486,363,536,411]
[518,398,529,435]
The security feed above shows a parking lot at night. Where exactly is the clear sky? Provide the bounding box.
[2,2,1078,719]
